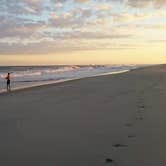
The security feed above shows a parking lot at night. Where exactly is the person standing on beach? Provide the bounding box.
[5,73,11,91]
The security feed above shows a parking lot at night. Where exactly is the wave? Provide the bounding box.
[0,65,144,92]
[0,66,81,78]
[14,78,66,83]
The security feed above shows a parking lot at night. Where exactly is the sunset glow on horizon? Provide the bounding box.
[1,0,166,65]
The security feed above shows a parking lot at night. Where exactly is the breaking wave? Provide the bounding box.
[0,65,143,92]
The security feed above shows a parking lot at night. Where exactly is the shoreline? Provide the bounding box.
[0,69,129,95]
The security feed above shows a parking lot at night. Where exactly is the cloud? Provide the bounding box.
[127,0,166,8]
[49,8,93,28]
[127,0,152,8]
[0,16,45,39]
[112,12,153,23]
[0,0,166,56]
[0,0,44,15]
[154,0,166,7]
[75,0,90,2]
[43,30,131,40]
[149,39,166,43]
[137,24,166,29]
[51,0,90,3]
[0,37,134,55]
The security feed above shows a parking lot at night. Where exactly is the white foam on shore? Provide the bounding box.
[0,69,129,94]
[0,64,147,94]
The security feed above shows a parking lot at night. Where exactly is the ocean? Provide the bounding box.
[0,65,143,93]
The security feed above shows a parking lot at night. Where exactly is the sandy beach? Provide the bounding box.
[0,64,166,166]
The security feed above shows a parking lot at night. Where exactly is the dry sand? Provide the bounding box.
[0,65,166,166]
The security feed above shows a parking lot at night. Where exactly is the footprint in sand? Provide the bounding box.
[105,158,117,166]
[136,116,144,120]
[137,104,145,114]
[139,105,145,109]
[128,134,136,138]
[105,158,118,166]
[105,158,114,163]
[113,144,128,148]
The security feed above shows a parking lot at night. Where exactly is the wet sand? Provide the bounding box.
[0,64,166,166]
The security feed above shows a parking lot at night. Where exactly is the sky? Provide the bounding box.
[0,0,166,65]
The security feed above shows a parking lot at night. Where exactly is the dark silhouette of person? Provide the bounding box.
[5,73,11,91]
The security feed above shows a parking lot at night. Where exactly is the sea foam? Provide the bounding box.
[0,65,142,92]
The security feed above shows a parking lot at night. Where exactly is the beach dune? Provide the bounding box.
[0,65,166,166]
